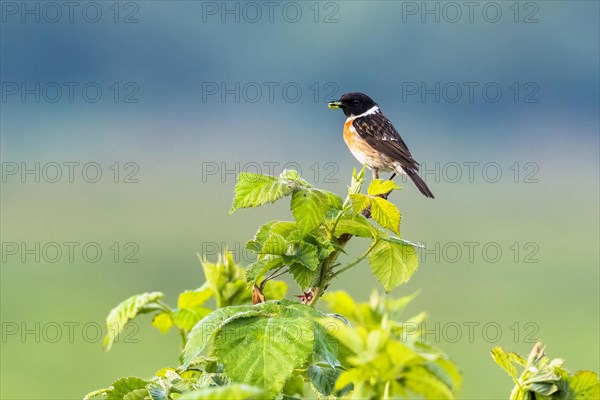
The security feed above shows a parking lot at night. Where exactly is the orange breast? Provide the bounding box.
[342,119,392,171]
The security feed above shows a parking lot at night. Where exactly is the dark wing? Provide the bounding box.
[352,113,420,173]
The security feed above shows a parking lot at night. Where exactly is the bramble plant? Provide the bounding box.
[87,168,598,399]
[491,342,599,399]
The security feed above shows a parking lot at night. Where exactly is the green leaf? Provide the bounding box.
[285,241,319,271]
[84,388,109,400]
[172,307,212,332]
[323,190,344,211]
[280,169,310,186]
[349,166,366,196]
[201,253,249,307]
[568,371,600,398]
[309,364,340,396]
[350,193,371,214]
[491,347,518,380]
[214,305,316,397]
[334,214,378,238]
[291,189,330,233]
[246,221,296,253]
[103,292,164,351]
[106,377,149,400]
[152,312,173,334]
[368,179,400,196]
[246,256,284,283]
[290,263,316,289]
[177,384,267,400]
[314,322,339,368]
[260,233,288,256]
[508,352,527,366]
[182,306,264,367]
[371,197,401,234]
[404,366,455,399]
[368,240,418,292]
[178,288,212,309]
[230,173,293,213]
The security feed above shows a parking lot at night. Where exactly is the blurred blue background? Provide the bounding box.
[1,1,598,398]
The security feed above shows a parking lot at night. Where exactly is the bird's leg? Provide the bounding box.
[388,173,396,181]
[372,169,379,180]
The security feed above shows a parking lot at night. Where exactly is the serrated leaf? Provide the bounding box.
[260,233,288,256]
[214,303,316,397]
[230,173,294,213]
[568,370,600,398]
[172,307,212,332]
[323,190,344,211]
[246,256,284,283]
[103,292,164,351]
[182,306,265,367]
[371,197,401,234]
[491,347,518,379]
[286,241,319,271]
[309,364,340,396]
[334,214,378,238]
[350,193,371,214]
[106,377,148,400]
[152,312,173,334]
[368,240,418,292]
[368,179,400,196]
[290,263,316,289]
[246,221,297,253]
[291,189,330,233]
[177,384,266,400]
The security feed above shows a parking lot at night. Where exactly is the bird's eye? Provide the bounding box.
[352,99,360,105]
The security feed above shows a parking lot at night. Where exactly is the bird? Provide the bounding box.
[328,92,434,198]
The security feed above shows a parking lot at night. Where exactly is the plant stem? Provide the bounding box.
[331,238,378,279]
[306,233,352,306]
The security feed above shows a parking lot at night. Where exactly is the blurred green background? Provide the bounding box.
[1,1,598,398]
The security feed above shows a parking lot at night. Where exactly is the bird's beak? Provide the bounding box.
[328,100,343,109]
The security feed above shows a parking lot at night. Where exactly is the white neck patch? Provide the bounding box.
[346,105,380,122]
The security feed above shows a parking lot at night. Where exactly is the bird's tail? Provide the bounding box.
[407,170,434,198]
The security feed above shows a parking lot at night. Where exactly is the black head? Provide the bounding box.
[328,92,378,117]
